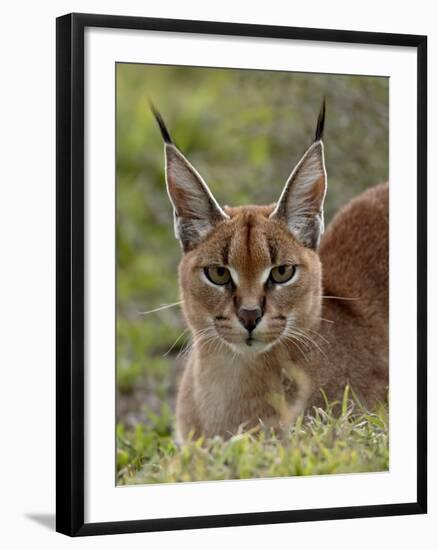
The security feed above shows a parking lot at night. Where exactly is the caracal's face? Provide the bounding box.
[179,205,322,355]
[150,104,327,357]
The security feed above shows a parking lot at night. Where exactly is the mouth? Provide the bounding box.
[232,335,278,354]
[214,319,284,354]
[245,335,255,347]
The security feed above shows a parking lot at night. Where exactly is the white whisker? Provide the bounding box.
[162,328,190,357]
[284,336,309,363]
[198,333,218,355]
[306,327,330,346]
[138,300,184,316]
[291,326,328,360]
[285,330,312,351]
[176,326,214,359]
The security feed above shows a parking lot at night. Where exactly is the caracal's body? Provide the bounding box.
[151,103,388,442]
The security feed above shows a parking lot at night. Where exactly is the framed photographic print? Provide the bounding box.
[56,12,427,536]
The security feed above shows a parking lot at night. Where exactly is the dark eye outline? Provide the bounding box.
[269,265,296,284]
[204,266,232,286]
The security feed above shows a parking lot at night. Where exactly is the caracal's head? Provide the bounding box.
[152,103,327,355]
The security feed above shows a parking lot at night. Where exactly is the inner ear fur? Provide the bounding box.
[165,144,228,251]
[270,141,327,249]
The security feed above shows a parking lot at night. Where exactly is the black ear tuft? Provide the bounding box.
[150,102,173,144]
[314,98,326,142]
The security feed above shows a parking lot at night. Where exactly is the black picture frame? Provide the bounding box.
[56,12,427,537]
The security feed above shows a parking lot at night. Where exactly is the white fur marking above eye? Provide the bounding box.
[228,267,239,285]
[259,267,272,285]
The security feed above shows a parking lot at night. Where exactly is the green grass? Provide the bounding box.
[117,389,388,484]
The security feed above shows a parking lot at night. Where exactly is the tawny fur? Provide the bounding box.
[175,184,388,440]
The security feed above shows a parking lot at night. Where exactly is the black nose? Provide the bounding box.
[237,307,262,332]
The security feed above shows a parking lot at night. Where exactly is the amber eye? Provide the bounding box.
[204,266,231,286]
[270,265,296,284]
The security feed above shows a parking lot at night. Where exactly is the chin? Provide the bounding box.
[227,338,277,356]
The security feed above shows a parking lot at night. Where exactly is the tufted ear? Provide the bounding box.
[151,106,228,252]
[270,102,327,249]
[164,144,228,251]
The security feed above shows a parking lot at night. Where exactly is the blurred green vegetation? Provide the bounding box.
[116,63,388,481]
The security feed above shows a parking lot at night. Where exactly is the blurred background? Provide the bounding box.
[116,63,388,462]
